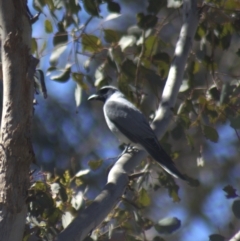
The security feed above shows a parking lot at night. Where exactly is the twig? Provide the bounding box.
[229,230,240,241]
[135,29,146,88]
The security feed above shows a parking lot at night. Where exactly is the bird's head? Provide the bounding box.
[88,86,119,102]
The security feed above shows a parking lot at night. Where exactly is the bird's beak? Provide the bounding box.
[88,94,103,101]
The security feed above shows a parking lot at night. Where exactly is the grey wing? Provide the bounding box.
[104,100,155,144]
[105,100,186,180]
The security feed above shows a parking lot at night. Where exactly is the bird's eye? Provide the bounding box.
[99,88,109,95]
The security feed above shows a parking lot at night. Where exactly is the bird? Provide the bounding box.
[88,86,186,181]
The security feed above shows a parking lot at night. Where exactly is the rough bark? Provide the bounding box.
[0,1,36,240]
[56,0,199,241]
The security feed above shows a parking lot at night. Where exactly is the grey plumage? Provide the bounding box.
[88,86,186,181]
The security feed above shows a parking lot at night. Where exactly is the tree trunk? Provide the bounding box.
[0,1,36,240]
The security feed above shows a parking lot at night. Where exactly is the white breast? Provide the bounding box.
[103,107,131,144]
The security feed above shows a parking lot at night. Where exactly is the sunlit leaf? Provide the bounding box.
[62,211,74,228]
[138,188,151,207]
[119,35,136,51]
[82,34,102,53]
[50,183,61,195]
[104,29,120,43]
[72,73,89,91]
[88,159,103,170]
[155,217,181,234]
[144,36,158,57]
[179,80,189,92]
[45,19,53,33]
[74,83,82,108]
[51,66,71,82]
[104,13,121,22]
[71,191,84,210]
[31,38,38,54]
[31,181,47,192]
[50,45,68,66]
[75,169,90,177]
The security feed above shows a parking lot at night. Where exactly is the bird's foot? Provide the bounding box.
[124,145,139,154]
[117,144,139,160]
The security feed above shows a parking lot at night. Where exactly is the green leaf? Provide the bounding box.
[185,134,195,150]
[155,217,181,234]
[32,181,47,192]
[209,234,225,241]
[121,59,137,78]
[67,0,81,14]
[31,38,38,54]
[33,0,46,11]
[53,31,68,46]
[147,0,164,14]
[221,33,231,50]
[59,184,68,202]
[144,36,158,57]
[35,191,54,209]
[223,185,238,199]
[107,1,121,13]
[72,73,88,90]
[152,52,170,64]
[229,115,240,129]
[208,85,220,101]
[88,159,103,170]
[53,22,68,46]
[171,123,184,140]
[220,83,232,104]
[51,66,71,82]
[45,19,53,33]
[236,48,240,57]
[195,25,206,41]
[138,188,151,207]
[137,13,158,29]
[103,29,120,43]
[202,125,219,143]
[232,199,240,219]
[83,0,99,16]
[72,73,84,82]
[45,0,55,11]
[82,34,102,53]
[152,237,165,241]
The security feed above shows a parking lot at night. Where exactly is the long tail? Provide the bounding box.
[141,137,187,181]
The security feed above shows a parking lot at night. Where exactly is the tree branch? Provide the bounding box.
[56,1,199,240]
[229,230,240,241]
[0,1,36,240]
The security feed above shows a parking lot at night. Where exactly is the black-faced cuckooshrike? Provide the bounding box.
[88,86,186,181]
